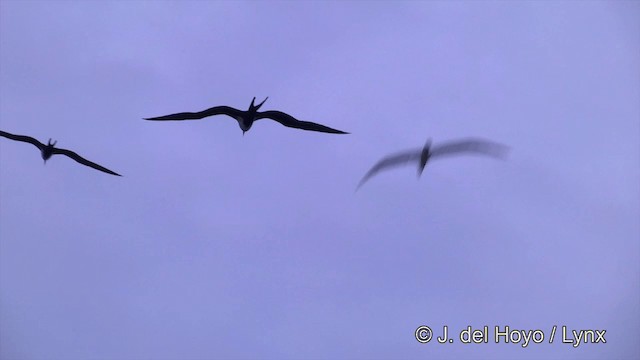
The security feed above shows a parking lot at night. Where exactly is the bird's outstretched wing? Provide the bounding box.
[144,106,245,121]
[0,130,44,150]
[255,111,349,134]
[430,138,510,160]
[356,149,421,189]
[52,148,121,176]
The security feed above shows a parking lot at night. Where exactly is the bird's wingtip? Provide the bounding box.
[493,145,511,159]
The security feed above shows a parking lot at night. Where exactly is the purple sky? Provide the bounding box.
[0,1,638,359]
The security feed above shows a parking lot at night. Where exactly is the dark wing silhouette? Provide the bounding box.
[144,106,245,121]
[52,148,121,176]
[255,111,349,134]
[430,138,510,160]
[0,130,44,150]
[356,149,421,189]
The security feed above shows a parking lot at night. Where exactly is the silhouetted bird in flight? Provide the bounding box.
[356,137,509,190]
[144,97,349,135]
[0,130,121,176]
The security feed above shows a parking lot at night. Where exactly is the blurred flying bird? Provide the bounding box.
[144,97,349,135]
[0,130,121,176]
[356,137,509,190]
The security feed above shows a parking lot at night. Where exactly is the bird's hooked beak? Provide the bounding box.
[242,130,246,136]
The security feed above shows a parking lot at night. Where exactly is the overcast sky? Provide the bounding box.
[0,1,638,359]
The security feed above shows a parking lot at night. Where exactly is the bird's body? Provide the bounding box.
[0,130,121,176]
[41,140,56,161]
[357,137,509,190]
[419,138,433,176]
[144,97,349,135]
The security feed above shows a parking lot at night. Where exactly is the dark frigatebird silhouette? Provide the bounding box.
[356,137,509,190]
[144,97,349,135]
[0,130,121,176]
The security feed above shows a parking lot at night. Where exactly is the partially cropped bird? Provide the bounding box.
[144,97,349,135]
[0,130,121,176]
[356,137,509,190]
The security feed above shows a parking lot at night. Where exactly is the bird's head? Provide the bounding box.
[249,96,269,113]
[424,138,432,150]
